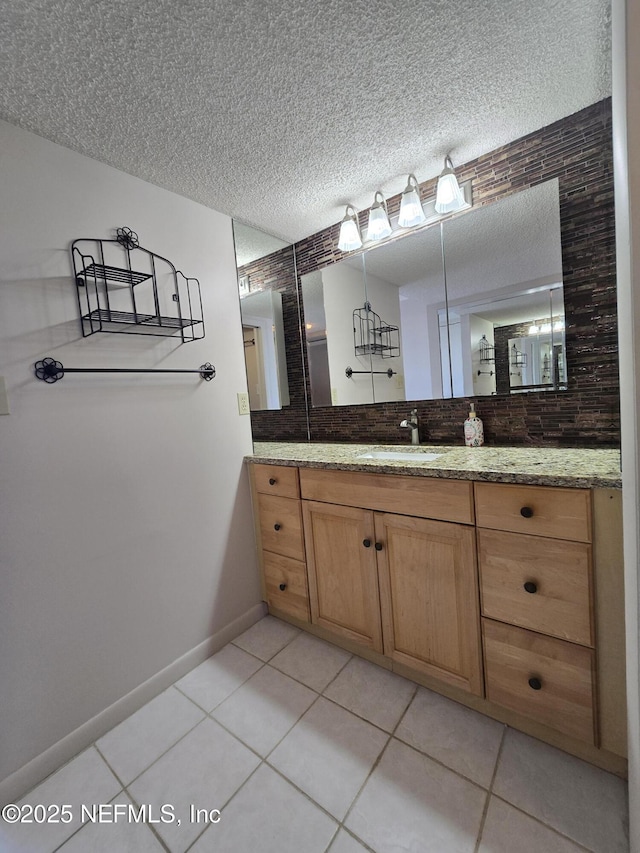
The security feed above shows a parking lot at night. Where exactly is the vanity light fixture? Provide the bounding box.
[367,191,393,241]
[434,156,468,214]
[398,174,427,228]
[337,205,363,252]
[334,164,473,251]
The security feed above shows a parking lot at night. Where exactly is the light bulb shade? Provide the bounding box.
[398,174,426,228]
[435,157,467,214]
[337,205,362,252]
[367,192,392,240]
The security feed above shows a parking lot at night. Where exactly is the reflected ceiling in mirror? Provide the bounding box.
[233,221,293,411]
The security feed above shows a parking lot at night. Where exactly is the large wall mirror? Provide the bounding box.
[300,178,565,407]
[233,222,293,411]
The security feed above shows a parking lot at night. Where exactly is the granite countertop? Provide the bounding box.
[247,441,622,489]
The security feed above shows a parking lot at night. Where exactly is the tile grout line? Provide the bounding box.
[49,785,158,853]
[181,760,269,853]
[338,680,419,834]
[488,790,597,853]
[94,689,208,789]
[473,726,600,853]
[173,656,268,716]
[120,787,175,853]
[473,723,507,853]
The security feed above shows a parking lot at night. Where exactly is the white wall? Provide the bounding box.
[470,316,496,396]
[323,263,374,405]
[399,282,445,401]
[0,121,262,799]
[366,274,404,404]
[613,1,640,848]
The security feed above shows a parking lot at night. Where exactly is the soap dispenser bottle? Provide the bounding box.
[464,405,484,447]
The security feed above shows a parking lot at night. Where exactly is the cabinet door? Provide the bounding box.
[376,513,483,695]
[302,501,382,652]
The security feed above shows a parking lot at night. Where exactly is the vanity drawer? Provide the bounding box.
[257,493,305,560]
[478,529,593,646]
[483,618,596,744]
[263,551,310,622]
[475,483,591,542]
[253,464,300,498]
[299,468,474,525]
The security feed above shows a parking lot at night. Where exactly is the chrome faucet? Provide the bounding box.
[400,409,420,445]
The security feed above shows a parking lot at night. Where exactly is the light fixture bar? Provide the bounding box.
[335,175,473,252]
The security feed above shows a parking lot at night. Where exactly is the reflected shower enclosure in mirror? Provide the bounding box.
[442,178,565,397]
[300,178,565,407]
[233,222,293,411]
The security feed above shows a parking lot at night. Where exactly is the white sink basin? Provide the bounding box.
[356,450,442,462]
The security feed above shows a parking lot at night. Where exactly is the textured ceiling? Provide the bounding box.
[0,0,610,244]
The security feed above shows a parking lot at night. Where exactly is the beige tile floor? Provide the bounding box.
[0,616,629,852]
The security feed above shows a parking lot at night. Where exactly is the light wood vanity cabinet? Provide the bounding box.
[249,461,626,773]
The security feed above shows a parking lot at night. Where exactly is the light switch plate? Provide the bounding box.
[0,376,9,415]
[331,387,338,405]
[237,392,250,415]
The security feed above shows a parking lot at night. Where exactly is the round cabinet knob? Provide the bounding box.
[269,478,277,486]
[524,581,538,594]
[374,542,383,551]
[363,539,371,548]
[279,583,287,591]
[528,677,542,691]
[520,506,534,518]
[274,523,281,531]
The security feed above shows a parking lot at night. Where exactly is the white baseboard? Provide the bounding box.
[0,601,267,807]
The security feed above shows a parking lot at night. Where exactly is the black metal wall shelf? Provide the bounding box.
[479,334,495,363]
[353,302,400,359]
[72,228,204,342]
[34,357,215,384]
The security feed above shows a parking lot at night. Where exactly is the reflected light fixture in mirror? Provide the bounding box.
[338,204,362,252]
[398,173,426,227]
[367,191,392,240]
[435,156,469,214]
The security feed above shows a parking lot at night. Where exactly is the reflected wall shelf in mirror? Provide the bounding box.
[72,228,204,342]
[300,178,566,407]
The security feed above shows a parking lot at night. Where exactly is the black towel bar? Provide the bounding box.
[34,357,215,383]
